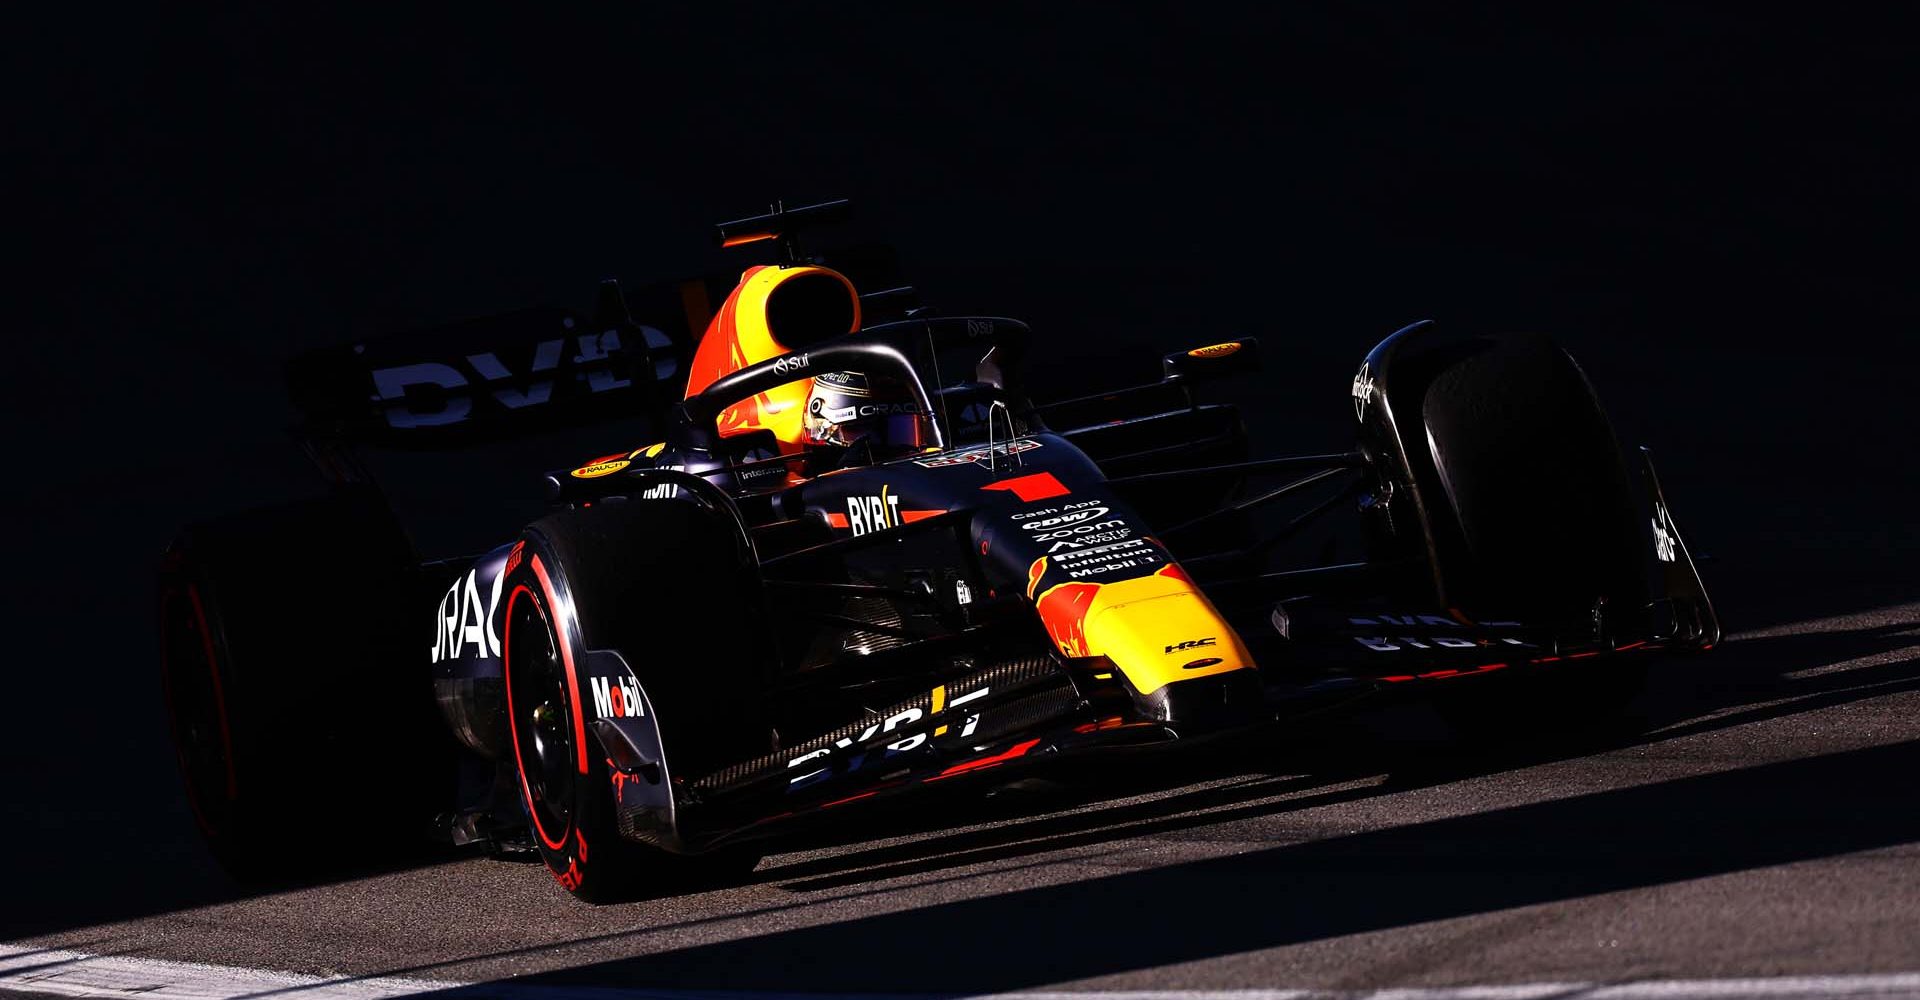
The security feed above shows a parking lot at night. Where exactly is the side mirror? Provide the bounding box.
[1161,338,1261,381]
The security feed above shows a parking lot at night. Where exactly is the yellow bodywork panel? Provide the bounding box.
[1038,567,1255,695]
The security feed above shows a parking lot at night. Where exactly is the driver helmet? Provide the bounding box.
[803,369,933,459]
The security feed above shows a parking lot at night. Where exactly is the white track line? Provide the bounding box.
[0,943,438,999]
[8,944,1920,1000]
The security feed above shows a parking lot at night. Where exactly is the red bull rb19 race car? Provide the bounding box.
[158,200,1718,900]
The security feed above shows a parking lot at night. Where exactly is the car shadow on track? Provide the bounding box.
[8,606,1915,949]
[418,730,1920,995]
[756,771,1385,893]
[204,606,1920,997]
[725,610,1920,896]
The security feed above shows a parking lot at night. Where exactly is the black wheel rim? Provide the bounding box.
[507,588,575,841]
[160,583,235,837]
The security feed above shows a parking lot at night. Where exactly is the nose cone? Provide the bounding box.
[1033,564,1266,731]
[1082,590,1251,694]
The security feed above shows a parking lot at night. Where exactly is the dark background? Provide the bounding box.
[3,6,1915,933]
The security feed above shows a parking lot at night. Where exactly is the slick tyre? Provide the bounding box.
[1415,334,1651,726]
[1416,333,1648,623]
[158,489,447,880]
[501,498,771,903]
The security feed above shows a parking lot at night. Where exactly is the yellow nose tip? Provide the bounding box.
[1080,588,1254,696]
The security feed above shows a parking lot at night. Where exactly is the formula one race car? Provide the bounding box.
[158,200,1717,899]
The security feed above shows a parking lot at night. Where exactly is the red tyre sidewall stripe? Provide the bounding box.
[502,552,593,858]
[503,582,568,852]
[529,554,592,776]
[160,581,238,839]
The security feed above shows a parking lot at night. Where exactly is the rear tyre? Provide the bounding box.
[502,498,772,902]
[158,489,447,879]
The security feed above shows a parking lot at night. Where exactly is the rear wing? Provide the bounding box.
[286,243,908,449]
[286,277,712,448]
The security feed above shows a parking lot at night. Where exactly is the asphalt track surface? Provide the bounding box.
[9,587,1920,997]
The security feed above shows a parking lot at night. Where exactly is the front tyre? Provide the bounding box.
[1405,332,1651,732]
[501,499,771,902]
[500,560,640,899]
